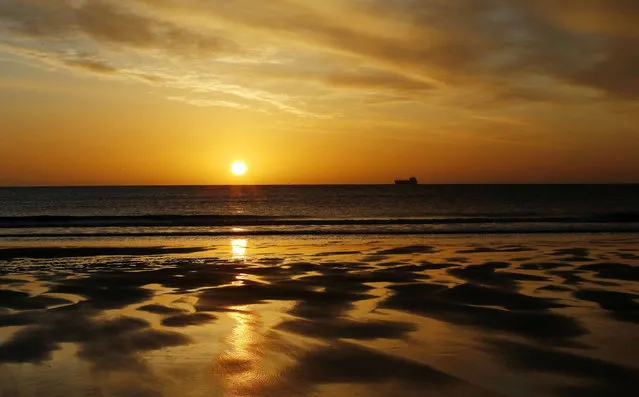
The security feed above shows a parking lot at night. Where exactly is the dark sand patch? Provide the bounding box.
[1,311,191,373]
[137,304,189,315]
[375,245,438,255]
[376,261,409,267]
[316,262,371,274]
[519,262,568,270]
[0,246,207,260]
[560,256,595,263]
[0,290,73,310]
[48,263,238,309]
[381,283,586,341]
[314,266,424,284]
[0,278,26,285]
[552,248,590,257]
[289,301,356,320]
[615,252,639,260]
[360,254,390,262]
[242,265,298,277]
[548,270,586,286]
[256,257,285,265]
[0,316,150,364]
[510,256,536,262]
[77,329,192,372]
[448,262,549,289]
[456,246,533,254]
[285,342,499,396]
[313,250,362,257]
[486,338,639,397]
[284,262,320,272]
[444,257,470,263]
[577,263,639,282]
[197,282,374,319]
[161,313,217,327]
[0,327,60,363]
[0,311,43,327]
[419,261,460,270]
[537,285,573,293]
[300,272,405,289]
[50,282,155,310]
[276,318,416,340]
[440,283,565,311]
[573,290,639,324]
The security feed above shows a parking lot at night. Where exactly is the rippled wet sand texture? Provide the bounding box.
[1,235,639,397]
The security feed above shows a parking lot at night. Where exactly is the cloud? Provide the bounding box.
[533,0,639,38]
[321,70,434,93]
[1,0,638,120]
[0,0,338,116]
[158,72,329,118]
[567,39,639,99]
[0,42,113,75]
[1,40,323,117]
[0,0,229,56]
[62,57,118,74]
[526,0,639,99]
[169,0,639,100]
[167,96,253,110]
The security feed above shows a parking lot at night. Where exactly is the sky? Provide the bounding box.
[0,0,638,185]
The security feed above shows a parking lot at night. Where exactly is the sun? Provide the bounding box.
[231,161,248,176]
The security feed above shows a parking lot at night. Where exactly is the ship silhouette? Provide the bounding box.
[394,176,418,185]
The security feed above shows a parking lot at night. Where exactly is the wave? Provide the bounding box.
[2,227,639,238]
[1,213,639,229]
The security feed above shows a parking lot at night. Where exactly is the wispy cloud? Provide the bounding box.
[1,0,638,121]
[166,96,252,110]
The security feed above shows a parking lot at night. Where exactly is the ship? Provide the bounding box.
[394,176,418,185]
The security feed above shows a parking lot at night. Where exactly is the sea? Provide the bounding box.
[1,184,638,238]
[2,185,639,397]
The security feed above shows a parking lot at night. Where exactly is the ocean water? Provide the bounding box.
[0,185,638,237]
[2,187,639,397]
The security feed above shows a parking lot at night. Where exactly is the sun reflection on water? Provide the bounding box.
[228,307,253,365]
[214,306,264,395]
[231,239,248,260]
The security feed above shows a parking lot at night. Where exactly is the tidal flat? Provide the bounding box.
[1,234,638,397]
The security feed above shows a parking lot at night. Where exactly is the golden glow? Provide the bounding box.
[213,305,261,393]
[231,161,248,176]
[1,0,638,185]
[231,239,248,260]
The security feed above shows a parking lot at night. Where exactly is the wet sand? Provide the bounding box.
[1,234,638,397]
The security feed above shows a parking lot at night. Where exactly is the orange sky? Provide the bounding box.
[1,0,638,185]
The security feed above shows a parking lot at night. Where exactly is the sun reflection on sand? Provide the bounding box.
[214,306,264,395]
[210,301,301,396]
[231,239,248,260]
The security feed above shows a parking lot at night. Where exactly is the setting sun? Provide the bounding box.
[231,161,248,176]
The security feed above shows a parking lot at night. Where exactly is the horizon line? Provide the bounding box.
[1,182,639,188]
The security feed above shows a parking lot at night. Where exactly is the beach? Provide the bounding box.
[2,233,638,397]
[3,0,639,394]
